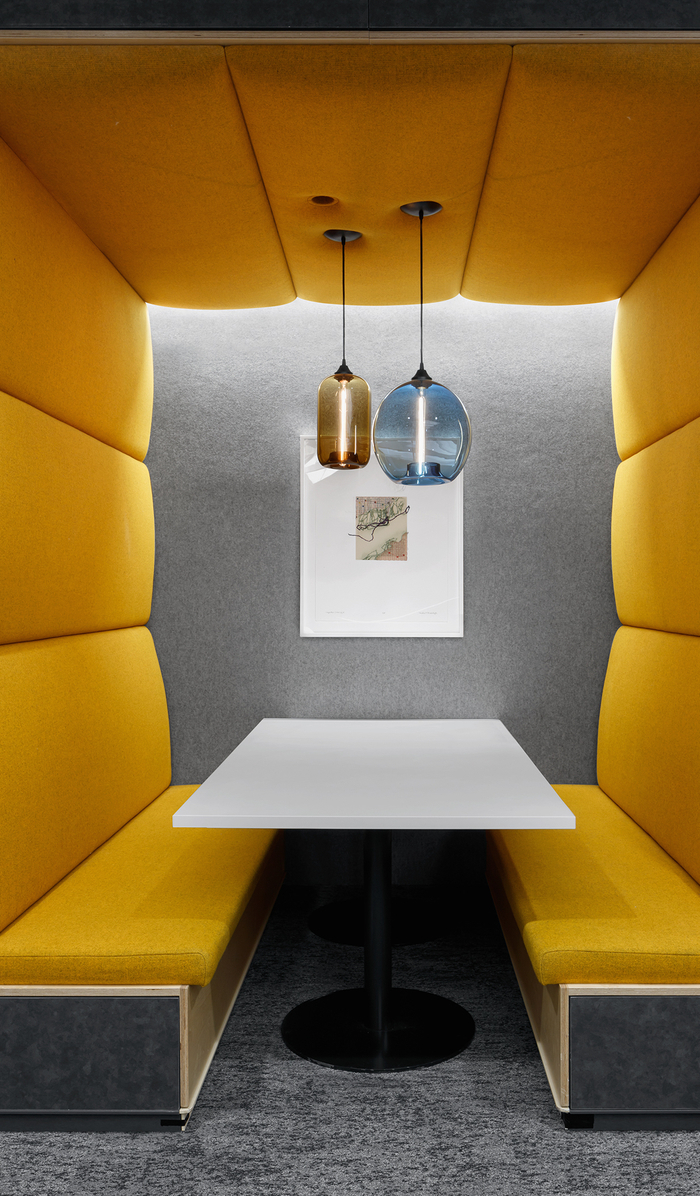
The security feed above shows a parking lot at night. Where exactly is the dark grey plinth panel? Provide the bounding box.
[570,995,700,1113]
[0,997,180,1112]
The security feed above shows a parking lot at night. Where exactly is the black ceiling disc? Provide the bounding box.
[400,201,443,218]
[324,229,363,242]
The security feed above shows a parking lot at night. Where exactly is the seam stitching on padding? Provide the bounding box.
[460,44,514,293]
[223,48,296,300]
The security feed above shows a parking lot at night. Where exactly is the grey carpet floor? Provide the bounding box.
[1,883,698,1196]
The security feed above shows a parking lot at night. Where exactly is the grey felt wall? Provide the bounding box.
[146,296,619,882]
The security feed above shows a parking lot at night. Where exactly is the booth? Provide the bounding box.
[1,40,700,1129]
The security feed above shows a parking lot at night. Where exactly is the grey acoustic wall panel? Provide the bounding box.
[147,296,619,882]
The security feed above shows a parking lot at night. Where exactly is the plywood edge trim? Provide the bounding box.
[566,983,700,996]
[180,833,285,1111]
[0,985,181,997]
[2,29,700,44]
[486,866,568,1110]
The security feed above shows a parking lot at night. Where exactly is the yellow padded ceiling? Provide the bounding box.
[0,46,294,310]
[1,45,700,307]
[462,45,700,305]
[0,132,152,459]
[227,46,511,306]
[0,392,155,646]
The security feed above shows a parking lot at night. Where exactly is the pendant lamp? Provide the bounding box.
[317,230,371,470]
[373,202,471,486]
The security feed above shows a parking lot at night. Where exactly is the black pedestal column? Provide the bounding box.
[281,830,475,1072]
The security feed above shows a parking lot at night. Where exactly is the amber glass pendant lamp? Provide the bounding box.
[317,229,371,470]
[373,203,472,486]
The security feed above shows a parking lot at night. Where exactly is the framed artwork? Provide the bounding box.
[300,436,463,637]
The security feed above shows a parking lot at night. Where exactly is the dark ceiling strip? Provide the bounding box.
[0,0,699,32]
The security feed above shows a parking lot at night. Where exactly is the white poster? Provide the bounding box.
[300,436,463,637]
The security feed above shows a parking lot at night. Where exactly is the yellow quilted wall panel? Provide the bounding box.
[0,46,294,309]
[227,45,511,306]
[463,45,700,305]
[612,417,700,636]
[0,391,154,645]
[0,628,171,933]
[612,194,700,459]
[598,626,700,888]
[0,132,152,459]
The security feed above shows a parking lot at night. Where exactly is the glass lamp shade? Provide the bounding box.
[317,370,371,469]
[373,376,471,485]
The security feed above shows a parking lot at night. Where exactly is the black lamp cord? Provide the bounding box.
[339,235,349,374]
[419,210,425,373]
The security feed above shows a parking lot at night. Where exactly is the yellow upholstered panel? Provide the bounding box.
[611,418,700,636]
[227,45,511,305]
[597,626,700,886]
[463,45,700,305]
[0,628,171,932]
[488,786,700,985]
[612,196,700,459]
[0,788,282,986]
[0,132,152,460]
[0,46,294,310]
[0,392,154,645]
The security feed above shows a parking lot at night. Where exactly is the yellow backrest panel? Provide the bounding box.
[598,626,700,887]
[0,392,154,646]
[0,46,294,310]
[612,416,700,637]
[0,133,152,460]
[0,627,171,932]
[463,45,700,305]
[612,196,700,460]
[226,45,511,306]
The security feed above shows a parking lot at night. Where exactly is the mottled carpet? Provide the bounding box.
[0,884,697,1196]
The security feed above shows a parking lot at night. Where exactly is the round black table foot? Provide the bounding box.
[281,988,475,1072]
[308,898,441,946]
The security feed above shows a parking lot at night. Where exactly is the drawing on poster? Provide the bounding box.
[351,497,409,561]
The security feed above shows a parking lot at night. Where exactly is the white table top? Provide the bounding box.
[172,718,575,831]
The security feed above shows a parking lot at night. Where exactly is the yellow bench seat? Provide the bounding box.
[0,785,281,987]
[487,784,700,986]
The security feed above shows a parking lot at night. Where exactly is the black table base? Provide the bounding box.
[282,829,474,1073]
[308,895,441,946]
[281,987,475,1072]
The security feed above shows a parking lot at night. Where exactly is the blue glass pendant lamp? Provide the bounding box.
[317,229,371,470]
[373,202,472,486]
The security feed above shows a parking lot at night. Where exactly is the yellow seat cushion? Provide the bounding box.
[488,785,700,985]
[0,786,281,986]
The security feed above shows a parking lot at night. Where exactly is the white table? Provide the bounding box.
[173,718,574,1072]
